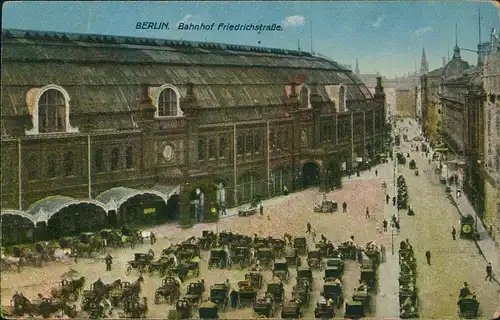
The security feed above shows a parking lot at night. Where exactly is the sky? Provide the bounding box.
[3,1,500,78]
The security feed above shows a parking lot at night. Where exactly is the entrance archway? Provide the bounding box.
[47,203,107,238]
[118,193,167,226]
[302,162,320,188]
[166,195,180,221]
[1,211,35,245]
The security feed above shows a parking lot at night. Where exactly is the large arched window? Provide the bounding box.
[246,134,253,154]
[111,148,120,171]
[299,85,310,108]
[95,149,104,173]
[158,88,178,117]
[219,137,226,158]
[125,147,133,169]
[237,135,244,155]
[47,154,57,178]
[339,85,346,112]
[208,139,217,159]
[198,139,206,161]
[38,89,66,133]
[64,151,74,177]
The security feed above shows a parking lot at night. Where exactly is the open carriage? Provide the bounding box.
[125,252,154,275]
[237,280,257,307]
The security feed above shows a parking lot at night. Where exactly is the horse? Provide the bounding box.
[1,253,23,272]
[53,248,72,261]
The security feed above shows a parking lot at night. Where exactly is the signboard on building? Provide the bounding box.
[144,208,156,214]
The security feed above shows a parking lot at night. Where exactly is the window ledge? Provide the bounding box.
[155,115,186,120]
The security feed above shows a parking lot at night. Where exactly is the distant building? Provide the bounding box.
[395,89,417,118]
[420,48,429,75]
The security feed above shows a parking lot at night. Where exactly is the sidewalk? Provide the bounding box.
[448,183,500,284]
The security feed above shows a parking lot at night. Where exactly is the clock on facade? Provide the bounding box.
[162,145,174,161]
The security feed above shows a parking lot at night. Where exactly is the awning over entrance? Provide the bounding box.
[1,209,36,225]
[96,185,180,212]
[26,196,109,223]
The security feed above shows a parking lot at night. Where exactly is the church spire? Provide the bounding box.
[355,58,360,75]
[420,47,429,75]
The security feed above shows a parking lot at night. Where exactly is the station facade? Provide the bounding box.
[1,29,387,244]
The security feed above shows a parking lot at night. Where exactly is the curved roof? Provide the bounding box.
[1,209,36,224]
[96,185,180,211]
[26,196,108,222]
[2,29,374,120]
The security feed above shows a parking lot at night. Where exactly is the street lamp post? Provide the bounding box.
[391,222,395,255]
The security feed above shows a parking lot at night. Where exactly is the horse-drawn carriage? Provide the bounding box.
[154,277,181,304]
[360,262,377,292]
[245,270,263,289]
[199,301,219,320]
[231,247,251,269]
[256,248,274,268]
[169,299,192,320]
[237,280,257,307]
[400,291,419,318]
[238,204,258,217]
[316,242,335,258]
[209,282,230,312]
[148,257,174,277]
[177,243,200,263]
[266,280,285,304]
[344,300,365,319]
[297,266,313,286]
[338,242,357,260]
[185,280,205,307]
[253,296,275,318]
[200,230,217,250]
[458,295,479,318]
[273,260,290,282]
[281,300,302,319]
[169,259,200,282]
[325,258,344,276]
[307,250,322,269]
[292,279,311,307]
[314,301,335,319]
[125,251,154,275]
[209,248,228,269]
[460,215,477,239]
[346,283,371,317]
[294,237,308,255]
[323,279,343,309]
[51,277,85,301]
[314,200,338,213]
[285,247,299,266]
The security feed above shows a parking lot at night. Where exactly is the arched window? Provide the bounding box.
[208,139,217,159]
[237,135,244,155]
[111,148,120,171]
[95,149,104,173]
[47,154,57,178]
[339,86,346,112]
[246,134,253,154]
[38,89,66,133]
[158,88,178,117]
[198,140,206,161]
[299,86,310,108]
[27,156,38,180]
[219,137,226,158]
[64,151,74,177]
[125,147,133,169]
[254,133,261,153]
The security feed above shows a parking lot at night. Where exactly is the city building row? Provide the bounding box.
[0,29,387,244]
[420,28,500,243]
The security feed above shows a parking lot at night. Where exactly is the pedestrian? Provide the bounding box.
[452,227,456,240]
[230,289,238,308]
[74,248,78,263]
[383,219,388,232]
[150,232,156,245]
[392,196,396,206]
[312,229,316,242]
[283,185,289,196]
[342,202,347,213]
[395,220,400,232]
[425,250,431,265]
[306,222,312,234]
[365,207,370,219]
[456,188,461,198]
[260,204,264,216]
[105,253,113,271]
[485,262,493,281]
[386,194,390,204]
[375,169,378,177]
